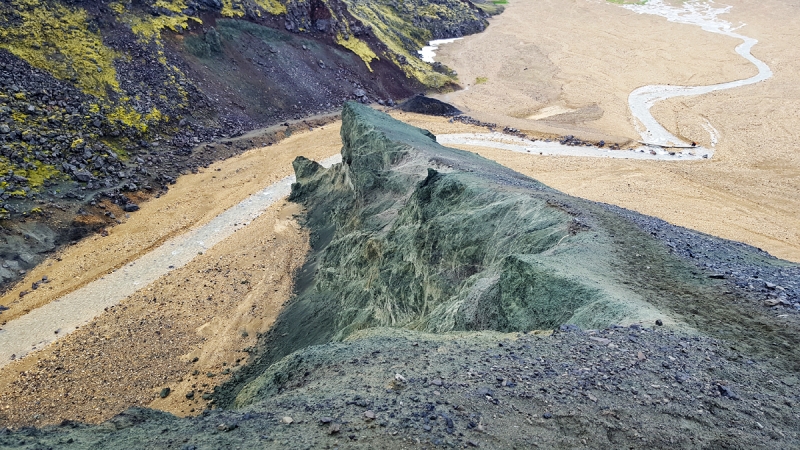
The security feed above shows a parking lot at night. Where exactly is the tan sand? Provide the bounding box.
[0,125,343,426]
[0,124,340,321]
[428,0,800,262]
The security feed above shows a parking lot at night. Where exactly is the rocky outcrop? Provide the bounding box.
[400,94,463,116]
[4,102,800,449]
[216,103,800,405]
[284,102,658,337]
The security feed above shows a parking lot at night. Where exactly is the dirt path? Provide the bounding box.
[0,154,340,368]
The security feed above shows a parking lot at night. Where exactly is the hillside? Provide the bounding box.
[0,0,491,288]
[4,102,798,448]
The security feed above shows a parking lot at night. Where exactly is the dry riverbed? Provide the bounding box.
[0,125,342,426]
[425,0,800,262]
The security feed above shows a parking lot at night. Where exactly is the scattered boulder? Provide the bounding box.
[399,95,462,116]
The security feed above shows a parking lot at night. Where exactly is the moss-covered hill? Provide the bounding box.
[0,0,491,288]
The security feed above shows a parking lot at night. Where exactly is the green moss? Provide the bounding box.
[475,2,504,15]
[0,0,122,98]
[475,76,488,84]
[23,161,60,188]
[341,1,453,87]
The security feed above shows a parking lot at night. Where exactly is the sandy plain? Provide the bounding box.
[433,0,800,263]
[1,0,799,429]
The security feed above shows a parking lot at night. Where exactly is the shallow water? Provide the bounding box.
[436,132,705,160]
[0,155,341,367]
[624,0,773,147]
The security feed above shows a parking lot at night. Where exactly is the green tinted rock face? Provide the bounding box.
[219,103,659,401]
[289,103,658,340]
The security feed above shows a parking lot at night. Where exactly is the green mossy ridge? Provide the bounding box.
[225,103,662,407]
[294,103,657,337]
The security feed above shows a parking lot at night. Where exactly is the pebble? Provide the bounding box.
[717,385,739,400]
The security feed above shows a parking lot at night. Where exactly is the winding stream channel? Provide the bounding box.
[433,0,773,160]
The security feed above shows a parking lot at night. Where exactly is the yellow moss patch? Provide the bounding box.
[108,2,126,15]
[254,0,286,15]
[108,106,145,132]
[144,107,164,123]
[70,138,85,149]
[130,14,194,39]
[23,162,60,188]
[155,0,188,14]
[0,0,122,97]
[221,0,246,17]
[335,34,377,71]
